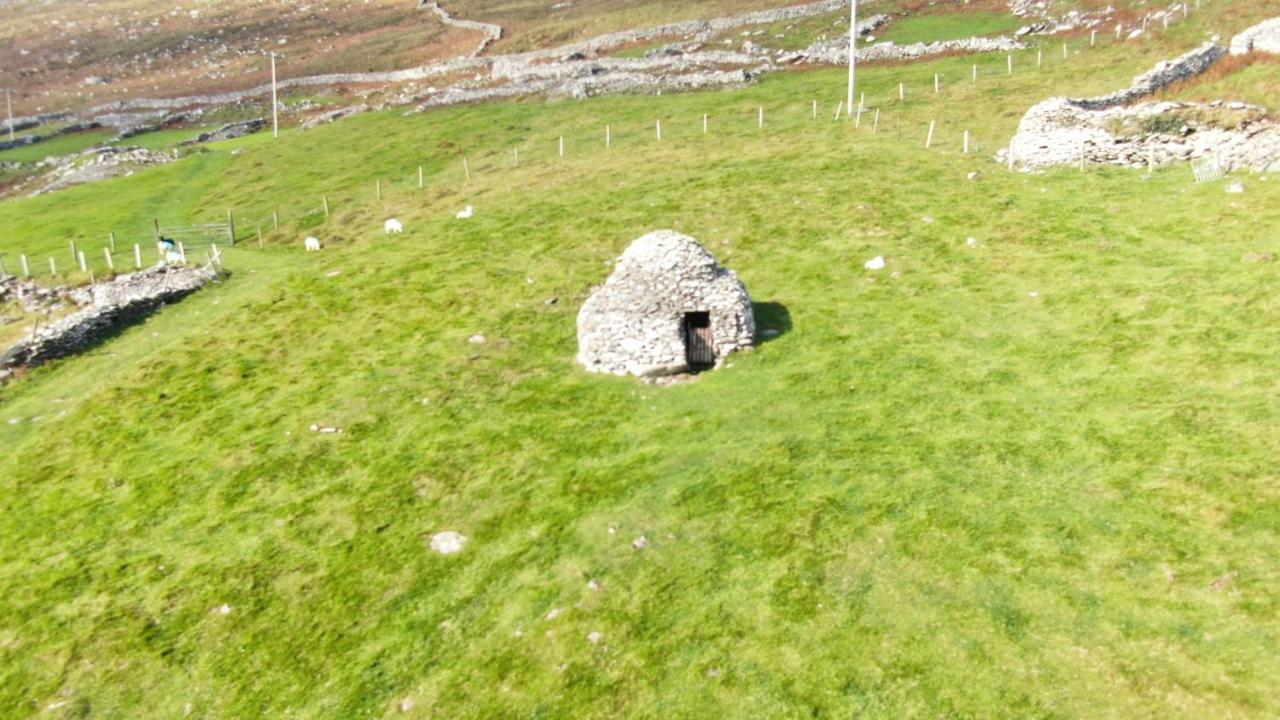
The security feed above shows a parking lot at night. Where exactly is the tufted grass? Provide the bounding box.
[2,4,1280,718]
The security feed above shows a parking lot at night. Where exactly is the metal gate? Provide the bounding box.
[684,312,714,368]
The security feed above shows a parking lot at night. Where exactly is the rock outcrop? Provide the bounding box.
[1,265,219,378]
[578,231,754,378]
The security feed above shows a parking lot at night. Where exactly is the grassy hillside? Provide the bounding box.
[2,4,1280,718]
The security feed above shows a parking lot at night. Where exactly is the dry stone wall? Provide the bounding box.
[1,265,219,379]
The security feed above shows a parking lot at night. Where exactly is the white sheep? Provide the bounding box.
[385,218,403,234]
[304,237,322,252]
[456,205,474,220]
[864,255,886,271]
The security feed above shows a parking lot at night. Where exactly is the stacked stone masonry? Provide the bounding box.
[578,232,755,379]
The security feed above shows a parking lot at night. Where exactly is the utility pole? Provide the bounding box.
[270,52,279,139]
[846,0,857,120]
[4,89,13,143]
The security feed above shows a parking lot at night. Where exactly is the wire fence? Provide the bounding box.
[0,12,1218,285]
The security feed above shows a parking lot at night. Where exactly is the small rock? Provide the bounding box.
[545,607,564,621]
[587,631,604,645]
[967,172,981,180]
[864,256,886,271]
[965,237,979,247]
[429,531,467,555]
[399,698,415,713]
[587,579,601,591]
[217,604,232,615]
[468,334,486,344]
[632,535,649,550]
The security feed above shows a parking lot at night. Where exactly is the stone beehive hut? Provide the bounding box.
[577,230,755,377]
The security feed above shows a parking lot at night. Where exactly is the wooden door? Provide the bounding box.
[684,312,714,368]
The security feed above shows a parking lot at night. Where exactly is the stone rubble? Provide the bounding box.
[30,146,178,196]
[180,118,267,145]
[577,231,755,379]
[1005,43,1280,171]
[1,265,220,379]
[1230,17,1280,56]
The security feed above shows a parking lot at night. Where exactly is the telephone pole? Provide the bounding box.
[846,0,857,119]
[4,89,13,142]
[270,52,279,139]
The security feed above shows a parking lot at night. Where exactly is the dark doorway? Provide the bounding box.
[683,312,714,369]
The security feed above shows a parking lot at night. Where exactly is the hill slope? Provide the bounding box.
[2,1,1280,718]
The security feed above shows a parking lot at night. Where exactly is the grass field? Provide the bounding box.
[0,130,115,164]
[2,3,1280,718]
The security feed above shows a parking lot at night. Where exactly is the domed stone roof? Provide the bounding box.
[577,230,755,377]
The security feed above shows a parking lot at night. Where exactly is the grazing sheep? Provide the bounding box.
[385,218,403,234]
[305,237,322,252]
[864,255,886,271]
[456,205,474,220]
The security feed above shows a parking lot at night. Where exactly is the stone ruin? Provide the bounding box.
[577,231,755,378]
[1,265,219,380]
[1005,41,1280,172]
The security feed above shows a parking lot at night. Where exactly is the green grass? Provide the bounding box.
[0,130,115,163]
[879,12,1026,45]
[114,127,213,151]
[2,6,1280,718]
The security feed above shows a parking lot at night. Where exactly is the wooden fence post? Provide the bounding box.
[323,195,330,218]
[376,179,382,201]
[463,158,471,180]
[934,73,940,94]
[1007,54,1013,75]
[855,105,863,129]
[133,244,142,268]
[963,129,970,154]
[257,227,264,248]
[418,165,424,189]
[153,219,161,242]
[925,120,935,149]
[49,257,57,276]
[812,100,817,120]
[656,119,662,141]
[559,136,564,157]
[20,253,29,277]
[273,210,279,229]
[703,114,708,134]
[972,64,978,83]
[104,247,114,271]
[758,106,764,129]
[872,108,880,134]
[178,242,187,263]
[899,82,905,102]
[606,125,611,149]
[109,231,117,252]
[70,240,78,265]
[77,250,87,273]
[227,210,236,245]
